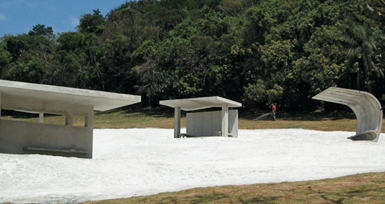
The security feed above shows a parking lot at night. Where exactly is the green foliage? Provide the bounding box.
[7,50,44,83]
[243,79,283,107]
[0,45,11,69]
[28,24,53,37]
[1,0,385,110]
[342,18,382,91]
[78,9,105,34]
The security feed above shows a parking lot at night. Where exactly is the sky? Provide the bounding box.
[0,0,131,37]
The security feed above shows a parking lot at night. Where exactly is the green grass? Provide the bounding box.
[2,105,385,204]
[83,172,385,204]
[93,107,178,129]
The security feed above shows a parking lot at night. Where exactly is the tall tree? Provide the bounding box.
[78,9,105,35]
[343,19,383,91]
[365,0,385,25]
[28,24,54,38]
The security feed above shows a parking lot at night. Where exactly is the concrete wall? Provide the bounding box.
[0,93,94,158]
[186,110,238,137]
[0,120,92,158]
[229,110,238,137]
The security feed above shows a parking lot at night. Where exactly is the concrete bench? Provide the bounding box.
[23,147,89,155]
[178,133,197,138]
[178,132,233,138]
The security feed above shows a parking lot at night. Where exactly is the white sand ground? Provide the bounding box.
[1,128,385,203]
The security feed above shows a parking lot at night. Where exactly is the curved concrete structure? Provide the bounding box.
[312,87,383,142]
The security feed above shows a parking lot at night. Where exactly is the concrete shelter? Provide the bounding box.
[160,96,242,138]
[312,87,383,142]
[0,80,141,158]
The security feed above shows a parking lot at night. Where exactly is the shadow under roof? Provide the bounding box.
[159,96,242,111]
[0,80,141,111]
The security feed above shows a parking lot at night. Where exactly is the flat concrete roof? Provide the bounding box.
[0,80,141,111]
[159,96,242,111]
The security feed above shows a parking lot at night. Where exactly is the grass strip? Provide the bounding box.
[83,172,385,204]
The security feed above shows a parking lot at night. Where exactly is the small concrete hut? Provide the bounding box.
[160,96,242,138]
[0,80,141,158]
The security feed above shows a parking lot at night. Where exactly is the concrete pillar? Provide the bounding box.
[85,108,94,129]
[0,92,2,119]
[174,107,181,138]
[85,116,89,127]
[221,103,229,137]
[86,107,94,158]
[39,113,44,123]
[65,113,73,126]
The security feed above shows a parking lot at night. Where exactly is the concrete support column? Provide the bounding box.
[86,108,94,129]
[65,113,73,126]
[39,113,44,123]
[0,92,2,119]
[221,103,229,137]
[174,107,181,138]
[86,107,94,158]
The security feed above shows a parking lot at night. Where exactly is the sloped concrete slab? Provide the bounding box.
[0,80,141,111]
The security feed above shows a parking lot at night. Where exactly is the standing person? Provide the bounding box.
[271,104,276,121]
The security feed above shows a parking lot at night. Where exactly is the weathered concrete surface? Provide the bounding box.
[312,87,383,142]
[0,120,92,158]
[186,110,239,137]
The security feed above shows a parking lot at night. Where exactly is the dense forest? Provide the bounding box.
[1,0,385,111]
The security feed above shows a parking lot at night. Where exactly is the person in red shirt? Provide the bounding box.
[271,104,276,121]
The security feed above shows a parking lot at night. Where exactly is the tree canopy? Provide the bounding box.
[1,0,384,111]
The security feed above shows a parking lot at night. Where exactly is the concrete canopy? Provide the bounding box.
[0,80,141,112]
[0,80,141,158]
[312,87,383,142]
[160,96,242,138]
[159,96,242,111]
